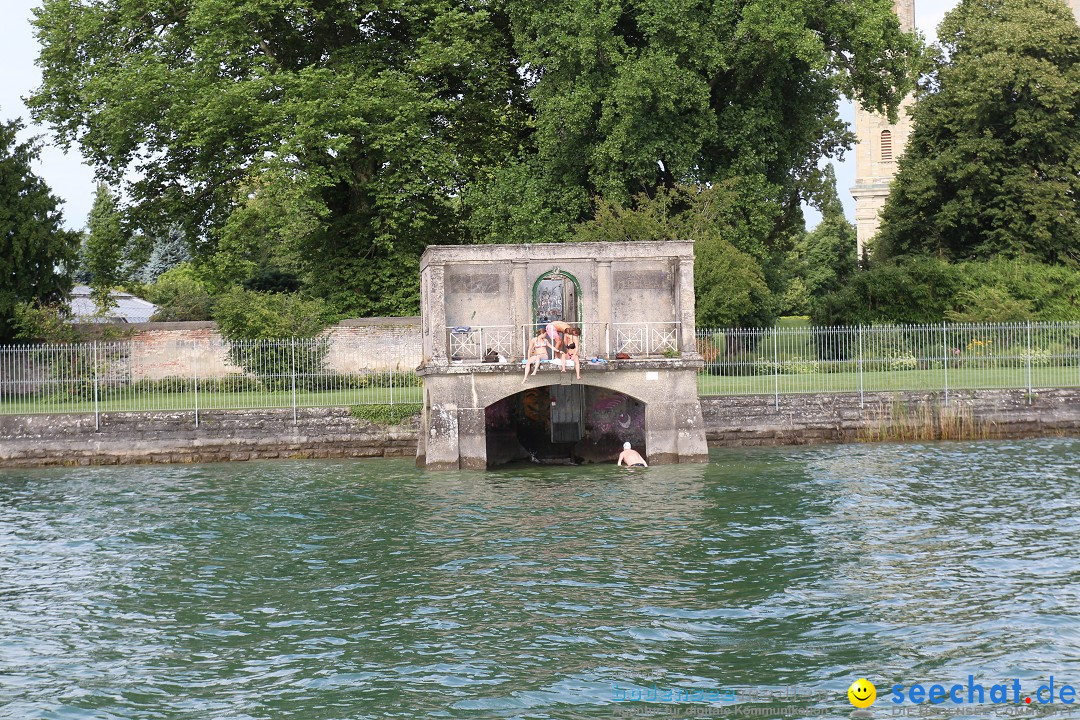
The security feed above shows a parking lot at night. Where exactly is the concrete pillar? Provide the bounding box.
[424,401,461,470]
[510,260,529,358]
[457,406,488,470]
[676,257,697,354]
[597,260,612,354]
[428,262,448,365]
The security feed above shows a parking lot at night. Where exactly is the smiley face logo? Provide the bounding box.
[848,678,877,708]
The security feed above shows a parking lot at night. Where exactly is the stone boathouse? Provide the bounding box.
[416,242,708,470]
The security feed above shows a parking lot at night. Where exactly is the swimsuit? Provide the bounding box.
[631,463,646,467]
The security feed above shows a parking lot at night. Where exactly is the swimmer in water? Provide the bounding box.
[616,442,648,467]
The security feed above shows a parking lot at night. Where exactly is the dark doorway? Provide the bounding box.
[485,386,646,468]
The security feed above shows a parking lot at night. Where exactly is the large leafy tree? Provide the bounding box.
[466,0,920,245]
[0,117,80,340]
[30,0,917,318]
[876,0,1080,264]
[30,0,530,317]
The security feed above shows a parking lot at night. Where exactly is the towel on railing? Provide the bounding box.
[450,326,472,333]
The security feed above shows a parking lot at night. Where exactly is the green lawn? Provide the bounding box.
[4,365,1078,416]
[697,365,1080,396]
[0,386,424,415]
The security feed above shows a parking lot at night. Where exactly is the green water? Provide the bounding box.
[2,440,1080,719]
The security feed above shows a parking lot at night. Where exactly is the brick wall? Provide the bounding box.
[121,317,422,380]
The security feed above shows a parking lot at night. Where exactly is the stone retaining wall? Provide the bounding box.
[2,389,1078,468]
[700,388,1080,446]
[0,408,417,467]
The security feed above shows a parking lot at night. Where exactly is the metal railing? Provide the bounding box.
[613,322,681,356]
[5,322,1080,420]
[697,322,1080,406]
[446,321,685,363]
[0,337,423,424]
[448,325,515,362]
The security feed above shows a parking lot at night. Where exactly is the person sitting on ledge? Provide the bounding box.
[617,442,648,467]
[561,326,581,379]
[522,328,549,382]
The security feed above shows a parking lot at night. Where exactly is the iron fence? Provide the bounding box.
[3,322,1079,421]
[0,337,422,424]
[696,322,1080,404]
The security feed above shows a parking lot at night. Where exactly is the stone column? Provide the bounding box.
[456,406,488,470]
[510,260,529,359]
[424,402,461,470]
[677,256,696,354]
[644,401,679,464]
[596,260,612,356]
[428,262,447,365]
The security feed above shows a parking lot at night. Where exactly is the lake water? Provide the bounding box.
[2,439,1080,719]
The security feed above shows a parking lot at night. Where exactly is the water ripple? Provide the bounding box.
[1,439,1079,718]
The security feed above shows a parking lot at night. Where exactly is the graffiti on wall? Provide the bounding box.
[583,387,644,451]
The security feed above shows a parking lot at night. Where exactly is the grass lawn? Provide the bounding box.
[697,365,1080,396]
[0,386,424,416]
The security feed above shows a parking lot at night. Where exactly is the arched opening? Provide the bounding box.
[484,385,647,468]
[880,130,893,162]
[532,269,583,328]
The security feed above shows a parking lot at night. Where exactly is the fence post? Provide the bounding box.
[1026,320,1033,403]
[193,340,199,428]
[773,326,779,410]
[92,341,100,431]
[290,338,298,425]
[389,353,395,413]
[857,325,864,409]
[942,322,949,406]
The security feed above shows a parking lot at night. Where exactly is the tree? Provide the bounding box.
[85,182,126,311]
[484,0,920,245]
[30,0,919,319]
[135,224,192,284]
[30,0,530,317]
[876,0,1080,264]
[0,117,80,340]
[782,166,857,314]
[573,181,780,327]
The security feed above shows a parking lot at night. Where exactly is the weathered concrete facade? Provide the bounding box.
[417,242,708,469]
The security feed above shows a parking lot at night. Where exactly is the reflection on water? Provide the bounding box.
[2,439,1079,719]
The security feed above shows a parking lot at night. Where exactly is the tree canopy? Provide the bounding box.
[0,117,80,340]
[30,0,919,316]
[875,0,1080,264]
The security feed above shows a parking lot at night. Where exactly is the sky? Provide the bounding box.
[1,0,957,232]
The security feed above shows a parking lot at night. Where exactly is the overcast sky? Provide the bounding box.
[1,0,957,231]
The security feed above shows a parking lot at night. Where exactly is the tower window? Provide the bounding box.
[881,130,893,161]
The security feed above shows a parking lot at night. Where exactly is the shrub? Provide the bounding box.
[349,403,422,425]
[145,264,215,321]
[754,357,821,375]
[815,258,1080,326]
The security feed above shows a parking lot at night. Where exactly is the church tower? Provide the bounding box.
[850,0,915,257]
[851,0,1080,256]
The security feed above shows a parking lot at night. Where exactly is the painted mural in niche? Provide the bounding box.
[535,278,564,324]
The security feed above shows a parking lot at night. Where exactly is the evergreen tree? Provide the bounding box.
[136,224,191,284]
[876,0,1080,264]
[0,117,80,340]
[85,182,126,310]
